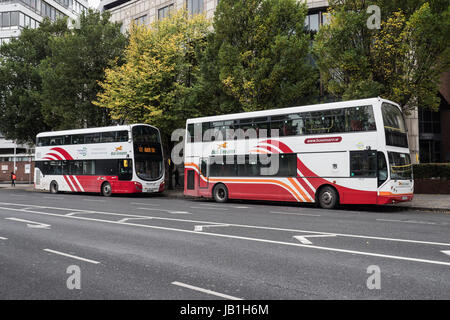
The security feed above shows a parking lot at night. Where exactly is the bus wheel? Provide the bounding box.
[213,184,228,203]
[318,186,338,209]
[101,182,112,197]
[50,181,58,194]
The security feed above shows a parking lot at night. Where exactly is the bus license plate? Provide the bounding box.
[402,196,408,200]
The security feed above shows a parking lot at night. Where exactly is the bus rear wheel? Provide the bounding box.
[101,182,112,197]
[50,181,58,194]
[318,186,338,209]
[213,184,228,203]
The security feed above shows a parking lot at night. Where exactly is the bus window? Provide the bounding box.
[350,150,377,177]
[119,159,132,181]
[377,152,388,187]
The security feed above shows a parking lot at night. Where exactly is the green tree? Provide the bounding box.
[195,0,319,114]
[94,9,211,137]
[39,9,127,129]
[0,19,69,143]
[313,0,450,111]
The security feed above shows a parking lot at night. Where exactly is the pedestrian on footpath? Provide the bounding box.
[174,167,181,187]
[10,172,16,187]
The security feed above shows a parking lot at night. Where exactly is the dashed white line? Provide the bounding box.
[44,196,64,200]
[137,207,191,214]
[83,199,106,202]
[190,206,229,211]
[376,219,441,225]
[130,202,160,206]
[194,224,230,232]
[272,211,321,217]
[43,249,100,264]
[0,236,8,240]
[172,281,243,300]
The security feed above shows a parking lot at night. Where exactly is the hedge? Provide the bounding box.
[413,163,450,179]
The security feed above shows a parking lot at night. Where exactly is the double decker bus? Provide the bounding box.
[34,124,165,196]
[184,98,413,209]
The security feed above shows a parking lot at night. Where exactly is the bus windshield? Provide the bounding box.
[382,103,408,148]
[388,152,412,180]
[132,125,163,181]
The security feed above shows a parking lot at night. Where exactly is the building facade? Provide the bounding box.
[0,0,89,46]
[0,132,34,182]
[101,0,450,165]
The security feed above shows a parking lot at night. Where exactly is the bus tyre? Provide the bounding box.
[318,186,338,209]
[101,182,112,197]
[213,184,228,203]
[50,181,58,194]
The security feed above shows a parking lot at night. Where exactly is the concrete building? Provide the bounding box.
[0,0,89,46]
[99,0,450,164]
[0,132,34,182]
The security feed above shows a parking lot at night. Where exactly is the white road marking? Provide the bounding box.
[44,196,64,200]
[377,219,440,225]
[0,236,7,240]
[10,195,26,197]
[190,206,228,211]
[442,250,450,257]
[65,211,95,216]
[232,206,250,209]
[294,234,337,245]
[117,217,153,223]
[5,217,51,229]
[1,205,450,267]
[130,202,160,206]
[83,199,106,202]
[194,224,230,232]
[43,249,100,264]
[272,211,321,217]
[1,201,449,247]
[172,281,243,300]
[137,207,191,214]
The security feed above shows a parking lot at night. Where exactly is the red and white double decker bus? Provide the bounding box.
[184,98,413,209]
[34,124,165,196]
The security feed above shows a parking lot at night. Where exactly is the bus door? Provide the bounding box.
[199,157,209,189]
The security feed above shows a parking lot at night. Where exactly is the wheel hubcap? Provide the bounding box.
[217,189,225,199]
[322,192,332,205]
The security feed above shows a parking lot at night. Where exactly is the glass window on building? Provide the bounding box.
[158,4,174,20]
[187,0,204,15]
[135,14,147,25]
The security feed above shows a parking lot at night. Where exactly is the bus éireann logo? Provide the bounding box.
[111,145,127,156]
[218,142,228,150]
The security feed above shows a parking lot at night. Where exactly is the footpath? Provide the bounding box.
[0,183,448,212]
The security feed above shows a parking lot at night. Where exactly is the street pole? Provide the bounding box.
[13,146,16,174]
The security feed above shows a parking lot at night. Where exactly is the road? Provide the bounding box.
[0,188,449,300]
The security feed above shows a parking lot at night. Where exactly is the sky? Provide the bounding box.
[88,0,101,9]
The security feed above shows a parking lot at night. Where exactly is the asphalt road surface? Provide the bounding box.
[0,188,449,300]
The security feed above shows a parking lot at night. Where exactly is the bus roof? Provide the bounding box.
[186,97,399,124]
[36,124,158,138]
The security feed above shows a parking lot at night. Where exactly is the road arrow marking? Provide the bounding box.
[442,250,450,257]
[194,224,230,232]
[294,234,336,245]
[5,218,51,229]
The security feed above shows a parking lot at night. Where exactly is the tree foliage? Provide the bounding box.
[196,0,319,113]
[39,9,127,129]
[0,19,69,143]
[94,9,211,136]
[313,0,450,111]
[0,10,126,143]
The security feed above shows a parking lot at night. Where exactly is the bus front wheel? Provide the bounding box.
[213,184,228,203]
[101,182,112,197]
[50,181,58,194]
[318,186,338,209]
